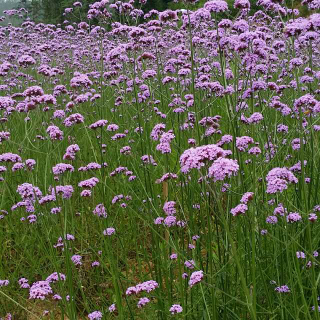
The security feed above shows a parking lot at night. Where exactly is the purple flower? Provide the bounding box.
[46,125,63,140]
[287,212,302,223]
[137,297,150,308]
[208,158,239,181]
[156,173,178,184]
[156,142,172,154]
[25,159,36,170]
[103,228,115,236]
[92,261,100,267]
[126,286,138,295]
[204,0,228,12]
[309,213,318,222]
[184,260,195,269]
[150,123,166,140]
[240,192,254,204]
[136,280,159,293]
[93,204,107,218]
[78,177,99,188]
[46,272,66,283]
[163,201,176,215]
[189,270,204,287]
[180,144,230,174]
[107,124,119,131]
[29,281,52,300]
[70,73,92,88]
[88,311,102,320]
[242,112,263,125]
[51,207,61,215]
[236,136,254,152]
[230,204,248,216]
[17,183,42,200]
[126,280,159,296]
[170,304,183,314]
[0,153,22,163]
[63,113,84,127]
[164,215,177,227]
[266,168,298,194]
[109,304,116,312]
[80,190,92,197]
[296,251,306,259]
[63,144,80,160]
[275,285,290,293]
[18,278,30,289]
[159,10,178,22]
[12,162,25,172]
[52,163,74,175]
[89,120,108,129]
[51,185,74,199]
[266,216,278,224]
[154,217,164,225]
[0,279,9,287]
[274,204,287,216]
[71,255,82,266]
[234,0,250,9]
[27,214,37,224]
[0,131,10,143]
[18,55,36,66]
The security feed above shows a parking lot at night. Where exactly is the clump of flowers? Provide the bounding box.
[29,281,52,300]
[180,144,231,174]
[266,167,298,194]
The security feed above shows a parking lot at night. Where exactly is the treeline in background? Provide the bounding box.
[0,0,312,26]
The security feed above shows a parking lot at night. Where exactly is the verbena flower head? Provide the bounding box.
[0,279,9,287]
[46,272,66,283]
[275,285,290,293]
[88,311,103,320]
[189,270,204,287]
[240,192,254,204]
[170,304,183,314]
[126,280,159,295]
[103,227,115,236]
[208,158,239,181]
[230,204,248,216]
[180,144,230,174]
[71,255,82,266]
[109,304,116,312]
[93,204,107,218]
[287,212,302,223]
[204,0,228,13]
[234,0,250,9]
[29,281,52,300]
[266,168,298,194]
[19,278,30,289]
[163,201,177,215]
[52,163,74,175]
[0,153,22,163]
[78,177,99,188]
[137,297,150,308]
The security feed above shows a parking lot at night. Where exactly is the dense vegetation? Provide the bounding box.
[1,0,320,319]
[1,0,309,25]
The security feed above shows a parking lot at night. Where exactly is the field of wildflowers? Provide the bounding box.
[1,0,320,319]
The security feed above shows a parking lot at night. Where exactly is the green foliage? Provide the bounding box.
[4,0,318,26]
